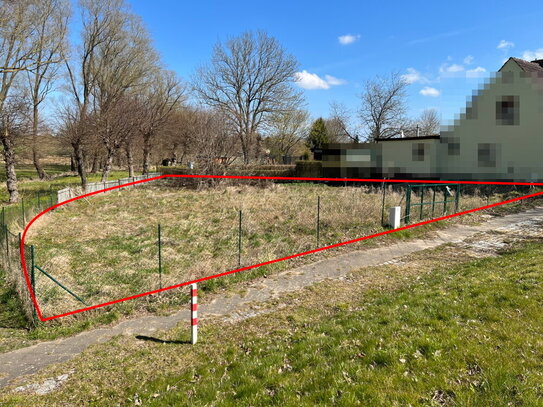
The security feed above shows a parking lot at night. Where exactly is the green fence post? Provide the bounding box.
[405,185,412,224]
[380,179,387,227]
[316,196,321,247]
[455,184,461,213]
[238,209,242,267]
[419,186,425,220]
[431,187,436,217]
[37,191,41,211]
[1,206,4,227]
[30,245,36,294]
[30,245,37,324]
[21,197,25,225]
[443,186,448,215]
[5,225,9,258]
[158,223,162,290]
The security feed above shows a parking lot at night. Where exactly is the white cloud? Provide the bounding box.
[294,70,346,90]
[463,55,474,65]
[338,34,360,45]
[466,66,487,78]
[522,49,543,61]
[420,87,440,97]
[324,74,346,86]
[497,40,515,50]
[401,68,429,84]
[445,64,464,73]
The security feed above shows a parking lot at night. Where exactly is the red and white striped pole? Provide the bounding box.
[191,283,198,344]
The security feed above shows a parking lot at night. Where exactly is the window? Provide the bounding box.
[444,137,460,156]
[496,95,519,125]
[412,143,425,161]
[478,143,496,167]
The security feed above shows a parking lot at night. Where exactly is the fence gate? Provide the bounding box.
[405,183,461,224]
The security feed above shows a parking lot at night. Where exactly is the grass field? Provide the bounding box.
[24,181,515,319]
[2,232,542,405]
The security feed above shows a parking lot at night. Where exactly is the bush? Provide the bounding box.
[295,161,322,178]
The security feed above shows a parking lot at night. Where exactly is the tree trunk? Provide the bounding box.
[1,127,18,203]
[90,152,99,173]
[32,105,47,180]
[101,146,114,182]
[142,134,152,175]
[125,142,134,177]
[73,141,87,190]
[70,154,76,171]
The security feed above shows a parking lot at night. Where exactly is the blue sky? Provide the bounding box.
[81,0,543,125]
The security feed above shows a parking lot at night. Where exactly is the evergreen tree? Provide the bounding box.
[306,118,329,150]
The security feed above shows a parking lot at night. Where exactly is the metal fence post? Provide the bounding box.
[405,185,412,224]
[1,206,4,227]
[30,245,37,324]
[21,197,25,225]
[30,245,36,294]
[443,186,448,215]
[455,184,461,212]
[316,196,321,247]
[158,224,162,290]
[431,187,436,217]
[5,225,9,258]
[238,209,242,267]
[380,179,387,227]
[419,186,424,220]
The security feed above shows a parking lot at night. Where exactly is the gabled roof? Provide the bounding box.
[503,57,543,73]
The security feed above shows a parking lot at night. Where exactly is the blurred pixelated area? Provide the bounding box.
[319,57,543,182]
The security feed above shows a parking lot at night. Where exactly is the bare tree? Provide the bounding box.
[417,108,440,136]
[0,96,29,202]
[192,109,238,175]
[26,0,70,180]
[63,0,133,188]
[266,109,309,160]
[327,101,360,143]
[137,69,184,174]
[358,72,409,141]
[1,0,66,201]
[193,31,302,164]
[157,107,199,167]
[91,10,158,181]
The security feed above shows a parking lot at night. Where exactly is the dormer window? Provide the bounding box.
[496,95,519,125]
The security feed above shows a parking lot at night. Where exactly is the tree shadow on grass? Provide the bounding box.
[135,335,190,345]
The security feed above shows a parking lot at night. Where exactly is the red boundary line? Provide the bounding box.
[18,174,543,321]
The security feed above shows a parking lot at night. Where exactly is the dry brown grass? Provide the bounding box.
[25,182,523,318]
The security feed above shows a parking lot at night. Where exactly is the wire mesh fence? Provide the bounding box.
[0,173,161,326]
[23,182,417,319]
[7,177,533,323]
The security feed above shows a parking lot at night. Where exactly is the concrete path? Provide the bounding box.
[1,207,543,389]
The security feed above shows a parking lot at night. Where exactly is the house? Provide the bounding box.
[320,57,543,182]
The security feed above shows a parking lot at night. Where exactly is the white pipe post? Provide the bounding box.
[191,283,198,344]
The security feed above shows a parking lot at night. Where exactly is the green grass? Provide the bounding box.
[2,239,542,405]
[138,243,543,406]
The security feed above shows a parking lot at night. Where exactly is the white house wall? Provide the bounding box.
[439,61,543,181]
